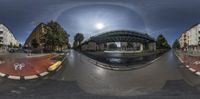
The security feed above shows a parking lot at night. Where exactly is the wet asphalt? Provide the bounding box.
[0,50,200,99]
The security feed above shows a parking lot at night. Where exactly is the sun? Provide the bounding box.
[95,22,104,30]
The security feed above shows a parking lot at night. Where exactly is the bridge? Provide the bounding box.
[81,30,156,52]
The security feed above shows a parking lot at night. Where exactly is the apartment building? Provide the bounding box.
[24,23,68,51]
[179,23,200,51]
[179,32,188,51]
[24,23,47,49]
[0,24,19,49]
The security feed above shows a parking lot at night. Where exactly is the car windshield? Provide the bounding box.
[0,0,199,99]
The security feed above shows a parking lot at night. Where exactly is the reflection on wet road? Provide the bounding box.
[50,50,200,96]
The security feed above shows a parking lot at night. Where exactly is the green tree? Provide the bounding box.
[19,44,22,48]
[156,34,171,49]
[73,41,78,49]
[45,21,69,51]
[73,33,84,49]
[31,39,39,48]
[172,39,180,49]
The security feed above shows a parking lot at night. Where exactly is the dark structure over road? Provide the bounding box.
[81,30,156,52]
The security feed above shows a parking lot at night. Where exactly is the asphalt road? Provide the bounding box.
[50,50,200,95]
[0,50,200,99]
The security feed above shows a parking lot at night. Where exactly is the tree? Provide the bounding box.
[31,39,39,48]
[73,33,84,49]
[73,41,78,49]
[45,21,69,51]
[156,34,171,49]
[19,44,22,48]
[172,39,180,49]
[74,33,84,45]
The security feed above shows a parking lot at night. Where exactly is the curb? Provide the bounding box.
[0,53,67,80]
[8,75,21,80]
[0,72,6,77]
[175,52,200,76]
[24,75,38,80]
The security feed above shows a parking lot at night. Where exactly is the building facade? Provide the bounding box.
[0,24,19,49]
[179,32,189,51]
[24,23,47,50]
[24,23,68,52]
[179,24,200,51]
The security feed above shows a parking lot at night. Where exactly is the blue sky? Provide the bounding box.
[0,0,200,45]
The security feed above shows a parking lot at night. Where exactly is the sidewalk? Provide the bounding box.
[176,51,200,76]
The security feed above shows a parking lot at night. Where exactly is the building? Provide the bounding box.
[0,24,19,49]
[24,23,47,50]
[24,23,68,52]
[81,30,156,52]
[179,32,188,51]
[178,23,200,51]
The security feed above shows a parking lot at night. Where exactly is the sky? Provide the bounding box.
[0,0,200,45]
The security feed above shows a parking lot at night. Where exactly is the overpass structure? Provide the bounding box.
[81,30,156,52]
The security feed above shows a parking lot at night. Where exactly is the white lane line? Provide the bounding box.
[24,75,38,80]
[189,68,196,72]
[8,76,20,80]
[195,72,200,76]
[0,72,6,77]
[39,72,49,76]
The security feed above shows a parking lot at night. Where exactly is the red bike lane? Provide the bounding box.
[179,54,200,72]
[0,54,57,76]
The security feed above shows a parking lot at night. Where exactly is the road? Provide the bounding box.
[50,50,200,96]
[0,50,200,98]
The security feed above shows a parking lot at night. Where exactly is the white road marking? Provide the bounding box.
[0,72,6,77]
[14,63,25,71]
[8,76,20,80]
[24,75,38,80]
[195,72,200,76]
[189,68,196,72]
[193,61,200,65]
[39,72,49,76]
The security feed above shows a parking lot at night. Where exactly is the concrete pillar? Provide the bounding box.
[106,43,109,50]
[99,43,104,51]
[140,43,143,51]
